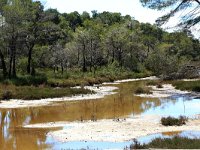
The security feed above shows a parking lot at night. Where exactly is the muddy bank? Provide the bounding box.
[24,115,200,142]
[0,86,118,108]
[135,84,190,98]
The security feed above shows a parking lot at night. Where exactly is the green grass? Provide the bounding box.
[0,85,91,100]
[130,136,200,149]
[172,80,200,92]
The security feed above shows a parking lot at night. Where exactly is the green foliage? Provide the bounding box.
[161,116,187,126]
[2,75,47,86]
[0,0,199,89]
[131,136,200,149]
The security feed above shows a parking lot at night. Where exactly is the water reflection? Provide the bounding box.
[0,80,199,149]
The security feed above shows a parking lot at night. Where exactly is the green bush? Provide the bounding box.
[11,75,47,86]
[161,116,187,126]
[135,87,152,94]
[173,80,200,92]
[2,90,13,100]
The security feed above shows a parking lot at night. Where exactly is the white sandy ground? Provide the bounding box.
[24,115,200,142]
[102,76,159,85]
[181,78,200,81]
[0,76,157,109]
[135,84,190,98]
[115,76,159,83]
[0,86,118,109]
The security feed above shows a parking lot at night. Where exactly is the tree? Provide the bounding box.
[2,0,32,78]
[140,0,200,30]
[104,24,129,67]
[63,11,82,32]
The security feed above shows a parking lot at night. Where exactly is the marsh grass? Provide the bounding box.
[0,68,151,100]
[0,85,91,100]
[173,80,200,92]
[130,136,200,149]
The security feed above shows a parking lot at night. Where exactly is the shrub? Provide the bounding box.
[2,90,13,100]
[135,87,152,94]
[161,116,187,126]
[130,139,145,149]
[173,80,200,92]
[156,83,163,88]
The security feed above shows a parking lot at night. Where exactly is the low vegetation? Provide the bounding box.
[134,86,152,95]
[130,136,200,149]
[0,85,91,100]
[173,80,200,92]
[0,69,150,100]
[146,80,163,88]
[161,116,188,126]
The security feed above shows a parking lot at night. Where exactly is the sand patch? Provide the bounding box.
[115,76,158,83]
[181,78,200,81]
[24,115,200,142]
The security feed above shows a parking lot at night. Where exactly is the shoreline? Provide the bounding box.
[24,115,200,143]
[0,86,118,108]
[135,84,190,98]
[0,76,157,108]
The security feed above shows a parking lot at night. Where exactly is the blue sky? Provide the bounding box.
[42,0,164,24]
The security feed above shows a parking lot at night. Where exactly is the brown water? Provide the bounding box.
[0,80,199,149]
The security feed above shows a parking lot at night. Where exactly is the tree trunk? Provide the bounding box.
[27,45,34,74]
[0,50,7,78]
[82,44,87,72]
[8,49,13,79]
[12,44,16,78]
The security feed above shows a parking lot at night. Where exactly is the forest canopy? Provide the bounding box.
[0,0,199,82]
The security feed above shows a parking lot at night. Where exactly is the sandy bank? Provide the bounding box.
[0,86,118,108]
[24,115,200,142]
[181,78,200,81]
[135,84,190,98]
[115,76,158,83]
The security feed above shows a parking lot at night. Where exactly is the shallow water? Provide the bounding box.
[0,80,199,149]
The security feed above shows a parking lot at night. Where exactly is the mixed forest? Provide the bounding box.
[0,0,200,90]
